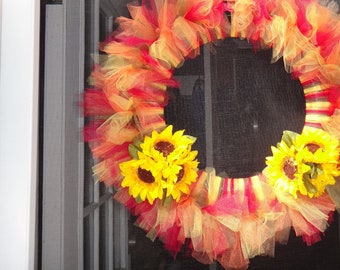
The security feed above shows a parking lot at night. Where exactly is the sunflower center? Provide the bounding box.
[176,167,185,182]
[154,141,175,157]
[137,168,155,183]
[306,143,321,153]
[283,159,297,179]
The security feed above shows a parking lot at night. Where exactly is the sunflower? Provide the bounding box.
[292,127,340,198]
[139,125,197,164]
[295,126,339,164]
[163,153,199,202]
[119,159,164,204]
[120,125,199,204]
[265,127,340,198]
[303,160,339,198]
[136,125,199,201]
[308,170,337,198]
[161,148,198,179]
[263,141,310,197]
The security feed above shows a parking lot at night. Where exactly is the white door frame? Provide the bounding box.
[0,0,40,270]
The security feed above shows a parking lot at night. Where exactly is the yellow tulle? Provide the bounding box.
[322,109,340,138]
[97,111,139,144]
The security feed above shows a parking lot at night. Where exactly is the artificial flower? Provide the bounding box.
[265,128,340,198]
[121,125,199,203]
[295,126,339,164]
[294,127,340,197]
[139,125,197,163]
[308,169,337,197]
[164,156,199,201]
[264,141,310,197]
[120,159,164,204]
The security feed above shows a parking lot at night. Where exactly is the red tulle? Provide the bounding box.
[83,89,115,116]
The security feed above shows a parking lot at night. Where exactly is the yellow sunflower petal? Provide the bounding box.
[264,141,308,198]
[295,126,339,164]
[164,161,198,201]
[119,159,164,204]
[126,125,199,202]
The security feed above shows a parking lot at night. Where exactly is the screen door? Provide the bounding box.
[82,1,340,269]
[42,1,340,270]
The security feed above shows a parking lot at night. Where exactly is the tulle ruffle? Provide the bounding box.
[229,0,340,113]
[113,169,335,269]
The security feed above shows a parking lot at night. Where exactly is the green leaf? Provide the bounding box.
[132,137,143,150]
[310,164,318,179]
[135,195,143,204]
[128,144,140,159]
[316,166,323,176]
[303,174,317,194]
[281,130,298,147]
[306,162,318,179]
[307,163,323,179]
[163,195,173,207]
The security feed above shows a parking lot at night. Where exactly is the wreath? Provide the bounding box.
[83,0,340,269]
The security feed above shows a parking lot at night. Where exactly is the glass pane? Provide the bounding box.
[84,213,95,270]
[250,216,340,269]
[83,0,99,207]
[100,182,109,197]
[210,39,305,177]
[99,204,107,270]
[100,201,113,270]
[84,144,95,206]
[84,2,100,270]
[128,216,218,270]
[165,48,206,169]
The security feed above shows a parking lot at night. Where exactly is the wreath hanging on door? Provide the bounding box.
[83,0,340,269]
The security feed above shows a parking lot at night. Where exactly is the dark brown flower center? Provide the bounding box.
[283,159,297,179]
[137,167,155,183]
[306,143,321,154]
[154,141,175,157]
[176,167,185,183]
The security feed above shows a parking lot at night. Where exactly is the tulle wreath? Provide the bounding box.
[83,0,340,269]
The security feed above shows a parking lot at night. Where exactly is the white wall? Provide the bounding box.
[0,0,40,269]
